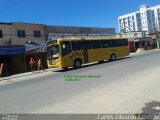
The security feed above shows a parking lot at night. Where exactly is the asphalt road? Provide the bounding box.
[0,51,160,113]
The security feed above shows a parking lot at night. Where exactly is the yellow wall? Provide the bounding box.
[0,23,46,46]
[0,24,12,45]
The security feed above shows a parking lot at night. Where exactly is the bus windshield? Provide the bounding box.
[47,44,60,59]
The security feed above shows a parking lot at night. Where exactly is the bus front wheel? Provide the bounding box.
[74,59,82,69]
[63,67,68,71]
[98,60,104,63]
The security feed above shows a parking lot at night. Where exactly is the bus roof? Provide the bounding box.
[57,37,128,41]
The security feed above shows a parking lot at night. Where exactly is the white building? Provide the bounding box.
[118,5,160,33]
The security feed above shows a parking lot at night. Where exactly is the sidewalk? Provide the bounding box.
[0,68,58,81]
[0,48,159,81]
[130,48,159,56]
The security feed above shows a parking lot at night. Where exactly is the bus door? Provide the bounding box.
[82,40,89,63]
[71,41,85,64]
[61,41,73,67]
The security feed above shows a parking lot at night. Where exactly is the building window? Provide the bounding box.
[82,41,91,49]
[72,41,82,50]
[0,30,3,38]
[142,33,146,37]
[134,33,137,36]
[17,30,26,38]
[34,31,41,38]
[90,40,100,49]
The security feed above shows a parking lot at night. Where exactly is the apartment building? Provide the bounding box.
[116,31,147,38]
[116,31,155,52]
[0,22,46,46]
[118,5,160,33]
[0,23,12,46]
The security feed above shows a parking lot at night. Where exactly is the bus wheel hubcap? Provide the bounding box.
[76,61,80,67]
[112,55,115,60]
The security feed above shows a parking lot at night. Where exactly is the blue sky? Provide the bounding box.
[0,0,159,32]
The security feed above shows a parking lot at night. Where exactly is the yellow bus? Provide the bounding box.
[47,38,129,70]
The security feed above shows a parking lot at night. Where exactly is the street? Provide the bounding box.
[0,51,160,114]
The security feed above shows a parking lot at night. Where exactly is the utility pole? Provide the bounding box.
[156,32,160,49]
[157,40,159,49]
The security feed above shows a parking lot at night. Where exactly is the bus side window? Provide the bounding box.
[72,41,82,50]
[115,40,119,47]
[124,39,128,46]
[90,40,100,49]
[100,40,104,48]
[120,40,123,46]
[82,41,91,49]
[61,41,72,56]
[105,40,108,48]
[120,40,128,46]
[108,40,113,47]
[113,40,117,47]
[100,40,108,48]
[116,40,120,47]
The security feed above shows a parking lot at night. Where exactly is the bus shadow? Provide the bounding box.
[134,101,160,120]
[53,56,131,72]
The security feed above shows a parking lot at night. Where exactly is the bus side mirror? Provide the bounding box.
[63,44,66,49]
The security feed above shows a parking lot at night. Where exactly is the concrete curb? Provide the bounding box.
[130,49,159,56]
[0,68,57,81]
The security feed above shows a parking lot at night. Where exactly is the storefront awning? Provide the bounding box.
[25,41,46,54]
[0,45,25,55]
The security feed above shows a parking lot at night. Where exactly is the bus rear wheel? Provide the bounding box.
[74,59,82,69]
[98,60,104,63]
[110,54,116,61]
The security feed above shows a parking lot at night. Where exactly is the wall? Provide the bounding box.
[0,23,46,46]
[11,23,46,45]
[46,25,115,35]
[0,24,12,46]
